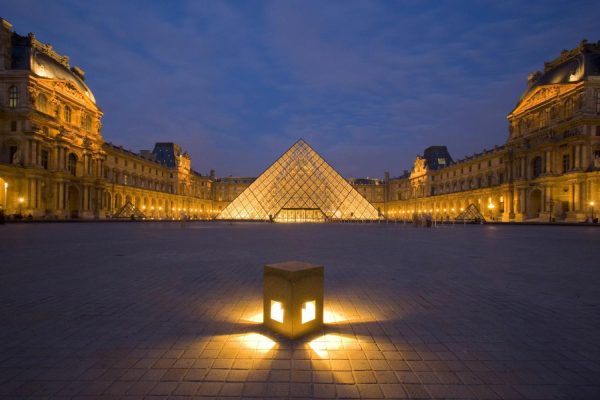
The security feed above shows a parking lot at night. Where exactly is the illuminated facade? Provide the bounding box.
[386,40,600,222]
[0,19,213,219]
[1,17,599,223]
[217,140,380,221]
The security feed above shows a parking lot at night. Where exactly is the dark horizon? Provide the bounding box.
[2,0,599,178]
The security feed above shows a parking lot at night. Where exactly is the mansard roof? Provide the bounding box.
[521,39,600,100]
[10,30,96,104]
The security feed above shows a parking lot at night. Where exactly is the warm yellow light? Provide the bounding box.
[270,300,284,323]
[159,207,163,211]
[323,309,346,324]
[18,197,24,203]
[309,334,343,358]
[142,205,146,210]
[302,300,316,324]
[172,207,176,211]
[238,333,276,352]
[488,203,495,209]
[451,208,455,212]
[460,207,464,211]
[151,206,155,210]
[591,201,595,206]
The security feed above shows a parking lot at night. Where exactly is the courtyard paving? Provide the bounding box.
[0,222,599,399]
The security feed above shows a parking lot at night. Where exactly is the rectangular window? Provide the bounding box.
[562,154,570,173]
[41,150,48,169]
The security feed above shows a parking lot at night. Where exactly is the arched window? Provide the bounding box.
[8,86,18,108]
[532,156,543,178]
[37,93,48,113]
[64,106,72,123]
[68,153,77,176]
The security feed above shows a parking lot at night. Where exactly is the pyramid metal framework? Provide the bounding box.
[455,204,486,222]
[113,201,146,219]
[217,139,381,222]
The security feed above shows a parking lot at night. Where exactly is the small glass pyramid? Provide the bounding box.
[217,139,380,222]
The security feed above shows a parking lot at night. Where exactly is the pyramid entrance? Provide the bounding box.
[217,139,380,222]
[274,208,325,223]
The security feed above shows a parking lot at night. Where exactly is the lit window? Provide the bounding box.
[302,300,316,324]
[270,300,284,323]
[8,86,18,108]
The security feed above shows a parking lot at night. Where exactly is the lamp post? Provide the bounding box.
[3,182,7,212]
[18,196,24,216]
[487,202,495,222]
[546,200,553,223]
[590,201,595,223]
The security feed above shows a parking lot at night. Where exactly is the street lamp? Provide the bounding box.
[18,196,24,216]
[487,202,495,221]
[3,182,7,211]
[590,201,595,223]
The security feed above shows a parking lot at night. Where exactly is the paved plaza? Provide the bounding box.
[0,222,599,399]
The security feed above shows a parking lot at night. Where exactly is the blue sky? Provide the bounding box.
[3,1,599,177]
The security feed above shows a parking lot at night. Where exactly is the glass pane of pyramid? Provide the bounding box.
[217,139,381,222]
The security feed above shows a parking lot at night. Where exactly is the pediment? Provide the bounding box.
[511,84,576,116]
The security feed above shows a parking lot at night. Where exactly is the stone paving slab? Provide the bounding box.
[0,222,599,399]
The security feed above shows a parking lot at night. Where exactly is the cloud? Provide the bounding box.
[2,0,599,176]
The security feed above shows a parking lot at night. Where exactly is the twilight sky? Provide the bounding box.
[3,1,599,177]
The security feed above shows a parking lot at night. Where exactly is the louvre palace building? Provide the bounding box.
[1,18,599,223]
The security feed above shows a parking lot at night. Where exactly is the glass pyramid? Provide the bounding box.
[455,204,485,222]
[217,139,381,222]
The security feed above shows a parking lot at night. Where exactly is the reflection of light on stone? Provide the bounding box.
[238,333,276,352]
[243,311,263,324]
[323,309,346,324]
[301,300,316,324]
[270,300,284,323]
[309,334,343,358]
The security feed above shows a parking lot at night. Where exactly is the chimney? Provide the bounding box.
[0,18,13,70]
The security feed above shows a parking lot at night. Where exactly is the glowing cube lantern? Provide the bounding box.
[263,261,324,339]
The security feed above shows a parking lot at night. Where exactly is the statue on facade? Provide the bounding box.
[11,147,21,165]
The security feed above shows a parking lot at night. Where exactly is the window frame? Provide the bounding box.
[8,86,18,108]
